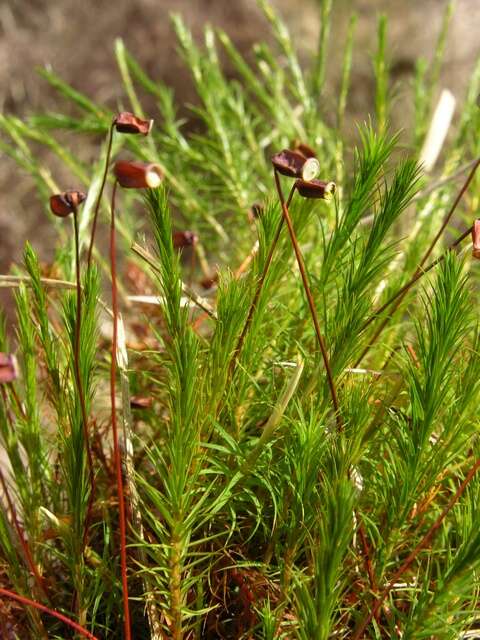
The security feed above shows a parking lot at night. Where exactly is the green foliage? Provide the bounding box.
[0,2,480,639]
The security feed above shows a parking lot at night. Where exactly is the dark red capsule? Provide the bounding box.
[172,231,198,249]
[50,190,87,217]
[114,161,163,189]
[295,179,336,201]
[113,112,153,136]
[0,353,18,383]
[200,273,219,290]
[272,149,319,181]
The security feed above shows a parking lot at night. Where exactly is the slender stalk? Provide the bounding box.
[9,383,26,420]
[274,171,342,431]
[364,225,472,331]
[87,123,114,269]
[354,224,472,367]
[0,587,99,640]
[356,157,480,365]
[226,184,296,384]
[110,180,132,640]
[72,210,96,551]
[0,468,49,602]
[411,157,480,204]
[356,517,382,626]
[420,157,480,266]
[352,455,480,639]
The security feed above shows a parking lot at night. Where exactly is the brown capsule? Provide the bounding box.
[247,202,265,223]
[130,395,153,409]
[114,161,163,189]
[295,179,336,201]
[272,149,305,177]
[271,149,320,181]
[0,353,18,384]
[172,230,198,249]
[472,219,480,259]
[49,190,87,217]
[200,273,219,290]
[113,112,153,136]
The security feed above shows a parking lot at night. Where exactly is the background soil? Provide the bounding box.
[0,0,479,275]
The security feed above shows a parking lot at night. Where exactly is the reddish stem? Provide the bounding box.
[354,224,473,367]
[356,516,390,628]
[357,519,377,595]
[9,384,26,420]
[226,185,296,385]
[352,455,480,639]
[110,180,132,640]
[0,469,49,601]
[87,123,114,269]
[420,157,480,266]
[356,157,480,366]
[0,587,99,640]
[274,171,342,431]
